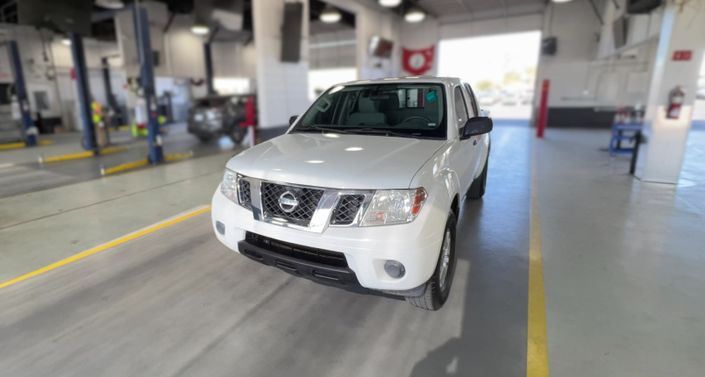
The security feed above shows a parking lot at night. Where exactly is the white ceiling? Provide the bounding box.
[416,0,547,19]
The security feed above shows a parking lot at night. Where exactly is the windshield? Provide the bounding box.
[291,83,447,139]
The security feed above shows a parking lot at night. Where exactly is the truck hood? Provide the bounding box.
[226,133,446,189]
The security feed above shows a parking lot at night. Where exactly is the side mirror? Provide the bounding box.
[462,116,493,138]
[289,115,298,126]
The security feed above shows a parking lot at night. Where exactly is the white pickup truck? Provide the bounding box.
[212,77,492,310]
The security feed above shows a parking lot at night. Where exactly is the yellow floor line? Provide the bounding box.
[0,205,211,290]
[101,158,149,176]
[40,146,127,163]
[527,146,550,377]
[164,150,194,162]
[0,139,53,150]
[101,151,195,176]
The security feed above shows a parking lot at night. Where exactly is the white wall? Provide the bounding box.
[309,29,356,70]
[252,0,310,128]
[326,0,402,80]
[0,23,123,129]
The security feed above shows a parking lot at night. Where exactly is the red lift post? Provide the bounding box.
[536,79,550,138]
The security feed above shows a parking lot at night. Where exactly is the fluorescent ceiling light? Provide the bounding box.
[379,0,402,7]
[191,25,210,35]
[95,0,124,9]
[320,6,342,23]
[404,7,426,23]
[61,38,71,46]
[552,0,574,3]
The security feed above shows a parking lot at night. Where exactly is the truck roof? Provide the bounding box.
[341,76,461,87]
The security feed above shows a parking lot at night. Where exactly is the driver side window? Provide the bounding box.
[454,86,469,130]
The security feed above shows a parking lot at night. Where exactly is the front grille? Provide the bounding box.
[331,195,365,225]
[260,182,323,227]
[245,232,348,268]
[237,178,251,209]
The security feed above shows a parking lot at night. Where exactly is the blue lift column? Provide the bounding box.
[7,41,37,147]
[134,5,164,164]
[68,33,98,153]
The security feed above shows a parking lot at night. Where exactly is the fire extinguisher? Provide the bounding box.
[667,85,685,120]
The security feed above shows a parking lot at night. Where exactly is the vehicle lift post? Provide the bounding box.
[6,40,37,147]
[203,26,219,96]
[101,57,119,129]
[134,4,164,164]
[68,33,99,153]
[203,42,216,95]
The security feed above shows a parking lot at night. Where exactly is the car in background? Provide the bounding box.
[697,87,705,100]
[187,94,255,144]
[477,91,499,107]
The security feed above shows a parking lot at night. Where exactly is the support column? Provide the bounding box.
[134,4,164,164]
[252,0,309,132]
[635,6,705,183]
[7,41,37,146]
[204,42,216,95]
[69,33,98,152]
[101,57,118,128]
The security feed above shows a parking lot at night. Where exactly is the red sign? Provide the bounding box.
[672,50,692,61]
[402,46,435,75]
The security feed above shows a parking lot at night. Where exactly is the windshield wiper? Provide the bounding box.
[295,125,353,134]
[344,128,423,139]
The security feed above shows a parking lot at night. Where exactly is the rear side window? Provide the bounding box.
[464,83,479,116]
[454,86,469,126]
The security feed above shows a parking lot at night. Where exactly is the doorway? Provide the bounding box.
[438,31,541,121]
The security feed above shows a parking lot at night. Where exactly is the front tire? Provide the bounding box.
[406,212,457,311]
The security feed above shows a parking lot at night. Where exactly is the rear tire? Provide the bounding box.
[406,212,457,311]
[467,155,489,200]
[229,127,247,145]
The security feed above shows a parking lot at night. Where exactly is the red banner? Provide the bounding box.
[402,46,435,75]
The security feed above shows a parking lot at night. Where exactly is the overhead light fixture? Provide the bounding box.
[379,0,402,7]
[191,24,210,35]
[95,0,125,9]
[404,6,426,23]
[61,37,71,46]
[552,0,574,2]
[320,5,342,23]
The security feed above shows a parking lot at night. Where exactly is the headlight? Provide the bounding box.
[220,169,238,203]
[360,188,427,226]
[221,170,252,209]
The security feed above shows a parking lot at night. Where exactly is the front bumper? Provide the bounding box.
[211,188,447,291]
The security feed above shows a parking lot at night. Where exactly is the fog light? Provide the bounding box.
[215,221,225,235]
[384,260,405,279]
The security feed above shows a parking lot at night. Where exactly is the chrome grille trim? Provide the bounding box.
[236,175,374,233]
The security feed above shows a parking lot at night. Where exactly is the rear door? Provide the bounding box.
[452,85,476,193]
[462,83,487,180]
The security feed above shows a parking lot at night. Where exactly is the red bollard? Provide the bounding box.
[536,80,550,138]
[239,95,257,146]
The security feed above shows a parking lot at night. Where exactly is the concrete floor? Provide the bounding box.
[0,124,704,376]
[0,123,236,198]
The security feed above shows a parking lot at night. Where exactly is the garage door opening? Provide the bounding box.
[438,31,541,121]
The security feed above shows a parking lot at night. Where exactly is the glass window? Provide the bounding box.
[454,86,469,127]
[464,83,479,116]
[292,83,447,139]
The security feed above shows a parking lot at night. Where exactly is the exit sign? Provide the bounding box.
[672,50,692,61]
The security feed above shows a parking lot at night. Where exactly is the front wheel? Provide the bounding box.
[406,212,457,311]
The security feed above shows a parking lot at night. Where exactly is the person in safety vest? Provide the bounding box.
[91,100,109,147]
